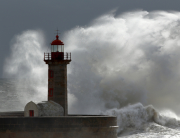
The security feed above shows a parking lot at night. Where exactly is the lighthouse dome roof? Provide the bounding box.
[51,35,64,45]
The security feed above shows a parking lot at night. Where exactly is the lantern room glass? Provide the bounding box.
[54,45,57,52]
[58,45,64,52]
[51,45,64,52]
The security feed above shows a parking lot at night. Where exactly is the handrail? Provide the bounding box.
[44,52,71,61]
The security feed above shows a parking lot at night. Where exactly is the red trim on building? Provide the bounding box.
[51,35,64,45]
[51,52,64,60]
[49,70,54,78]
[29,110,34,117]
[48,88,53,97]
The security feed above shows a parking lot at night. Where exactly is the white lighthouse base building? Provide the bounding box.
[24,101,64,117]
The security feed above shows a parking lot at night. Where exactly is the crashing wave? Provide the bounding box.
[101,103,180,137]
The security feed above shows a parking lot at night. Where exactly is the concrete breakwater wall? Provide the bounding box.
[0,116,117,138]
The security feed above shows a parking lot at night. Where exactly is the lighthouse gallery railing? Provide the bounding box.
[44,52,71,61]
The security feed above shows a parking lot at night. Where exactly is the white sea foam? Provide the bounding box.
[102,103,180,137]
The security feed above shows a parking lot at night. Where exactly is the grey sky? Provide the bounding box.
[1,0,180,77]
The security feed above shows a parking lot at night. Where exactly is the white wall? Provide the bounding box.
[24,101,39,117]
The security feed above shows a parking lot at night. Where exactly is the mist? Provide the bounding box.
[3,10,180,115]
[65,10,180,114]
[3,30,48,109]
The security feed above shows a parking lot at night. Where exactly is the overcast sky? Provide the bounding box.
[1,0,180,77]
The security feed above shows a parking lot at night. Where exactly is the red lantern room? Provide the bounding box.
[51,35,64,52]
[44,33,71,61]
[51,35,64,60]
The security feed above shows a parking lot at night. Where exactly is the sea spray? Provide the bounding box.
[3,30,48,109]
[65,10,180,114]
[101,103,180,136]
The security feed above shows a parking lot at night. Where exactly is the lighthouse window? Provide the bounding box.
[54,45,57,52]
[52,45,54,52]
[51,46,53,52]
[49,88,53,97]
[58,45,61,52]
[49,70,54,78]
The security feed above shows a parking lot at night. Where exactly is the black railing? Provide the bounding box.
[44,53,51,60]
[44,52,71,61]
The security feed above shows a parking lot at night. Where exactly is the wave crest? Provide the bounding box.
[101,103,180,136]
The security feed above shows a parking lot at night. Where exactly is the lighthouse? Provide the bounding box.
[44,33,71,116]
